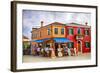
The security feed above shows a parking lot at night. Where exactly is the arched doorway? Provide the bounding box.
[77,40,82,53]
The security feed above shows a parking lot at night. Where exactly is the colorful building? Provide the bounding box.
[31,21,70,56]
[23,36,31,55]
[65,22,91,53]
[31,21,91,57]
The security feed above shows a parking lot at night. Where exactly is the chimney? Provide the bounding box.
[41,21,44,27]
[85,22,88,26]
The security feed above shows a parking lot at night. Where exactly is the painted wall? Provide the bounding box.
[52,24,65,38]
[31,25,52,40]
[65,25,91,53]
[32,23,66,40]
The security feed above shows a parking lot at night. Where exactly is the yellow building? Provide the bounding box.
[31,21,66,39]
[31,21,70,48]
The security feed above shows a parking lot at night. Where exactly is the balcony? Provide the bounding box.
[76,34,84,40]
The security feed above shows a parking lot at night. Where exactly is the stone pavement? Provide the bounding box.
[23,53,91,63]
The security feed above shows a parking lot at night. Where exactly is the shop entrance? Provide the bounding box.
[77,40,82,53]
[55,43,58,56]
[55,43,66,57]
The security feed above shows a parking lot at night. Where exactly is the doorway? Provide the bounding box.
[77,40,82,53]
[55,43,58,56]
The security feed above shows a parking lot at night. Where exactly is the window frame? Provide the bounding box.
[47,28,51,35]
[85,42,90,48]
[68,42,74,48]
[77,28,81,34]
[85,29,89,35]
[54,28,58,34]
[68,28,74,35]
[61,28,64,35]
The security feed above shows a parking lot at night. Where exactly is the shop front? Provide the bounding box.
[31,38,70,57]
[53,38,70,57]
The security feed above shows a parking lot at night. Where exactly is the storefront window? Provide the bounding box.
[85,42,90,48]
[68,28,73,35]
[61,28,64,35]
[54,28,58,34]
[68,42,74,48]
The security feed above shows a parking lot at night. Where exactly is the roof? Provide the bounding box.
[31,22,91,32]
[23,36,29,39]
[66,22,91,28]
[49,22,64,25]
[40,22,65,28]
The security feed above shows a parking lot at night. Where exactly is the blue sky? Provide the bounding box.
[22,10,91,39]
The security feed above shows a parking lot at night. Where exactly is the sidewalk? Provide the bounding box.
[23,53,91,63]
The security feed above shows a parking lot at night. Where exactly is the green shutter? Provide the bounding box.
[68,42,74,48]
[85,42,90,48]
[69,28,73,35]
[85,30,89,35]
[78,28,81,34]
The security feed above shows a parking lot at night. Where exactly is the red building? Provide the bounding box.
[65,22,91,53]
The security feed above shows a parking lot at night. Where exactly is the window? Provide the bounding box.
[78,28,81,34]
[85,42,90,48]
[47,28,50,35]
[54,28,58,34]
[61,28,64,35]
[34,33,36,38]
[32,34,34,38]
[68,28,73,35]
[34,34,36,38]
[40,32,41,37]
[33,34,35,38]
[68,42,74,48]
[85,29,89,35]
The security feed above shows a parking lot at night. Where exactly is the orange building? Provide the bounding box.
[31,21,66,40]
[31,21,70,56]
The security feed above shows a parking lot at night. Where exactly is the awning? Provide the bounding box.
[33,40,43,43]
[32,38,50,43]
[43,38,50,41]
[53,38,70,43]
[32,38,70,43]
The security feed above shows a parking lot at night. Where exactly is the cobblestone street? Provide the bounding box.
[23,53,91,63]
